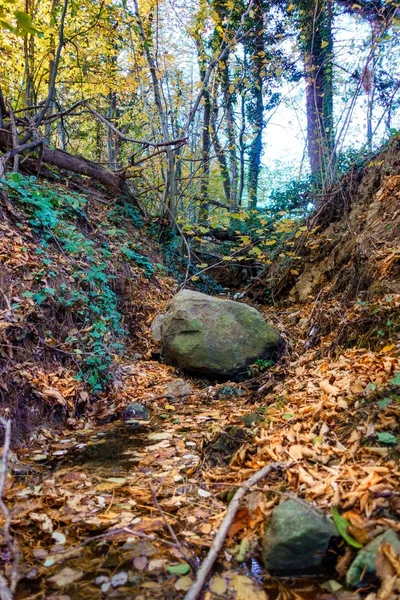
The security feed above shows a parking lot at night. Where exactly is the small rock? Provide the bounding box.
[165,379,193,399]
[122,402,149,421]
[111,571,128,587]
[241,412,263,427]
[217,386,245,398]
[262,499,338,578]
[346,529,400,588]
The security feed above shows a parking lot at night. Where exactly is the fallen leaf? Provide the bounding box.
[51,532,66,545]
[111,571,128,587]
[48,568,83,588]
[230,574,267,600]
[209,575,227,595]
[320,380,340,396]
[166,563,191,575]
[30,512,53,533]
[133,556,148,571]
[174,575,193,591]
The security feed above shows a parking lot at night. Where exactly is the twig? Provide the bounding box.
[0,417,20,599]
[83,103,187,149]
[183,462,287,600]
[149,484,195,569]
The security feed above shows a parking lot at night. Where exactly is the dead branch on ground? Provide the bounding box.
[183,462,288,600]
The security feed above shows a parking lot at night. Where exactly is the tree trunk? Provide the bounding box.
[210,102,231,206]
[238,92,246,207]
[0,129,144,214]
[197,43,211,223]
[23,0,36,108]
[133,0,176,215]
[247,0,265,210]
[298,0,334,188]
[220,59,238,211]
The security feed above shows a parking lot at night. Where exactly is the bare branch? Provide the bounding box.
[183,462,288,600]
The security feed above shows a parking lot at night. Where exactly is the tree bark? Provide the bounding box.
[298,0,334,188]
[210,103,231,206]
[197,42,211,222]
[247,0,265,210]
[220,58,238,211]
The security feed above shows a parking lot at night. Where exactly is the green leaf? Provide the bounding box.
[166,563,190,575]
[389,372,400,386]
[14,10,40,35]
[331,507,363,548]
[377,432,398,445]
[377,397,392,409]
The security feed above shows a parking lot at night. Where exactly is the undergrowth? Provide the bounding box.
[2,173,156,391]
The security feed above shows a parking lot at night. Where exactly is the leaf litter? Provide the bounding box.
[1,297,400,598]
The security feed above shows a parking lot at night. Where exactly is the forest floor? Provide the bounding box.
[3,295,400,600]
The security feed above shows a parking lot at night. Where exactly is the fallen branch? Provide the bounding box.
[183,462,287,600]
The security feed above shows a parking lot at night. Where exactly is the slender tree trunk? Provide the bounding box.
[247,0,265,210]
[133,0,176,215]
[238,92,246,207]
[106,91,120,169]
[44,0,60,144]
[298,0,334,188]
[197,43,211,222]
[210,102,231,205]
[220,58,238,211]
[23,0,35,108]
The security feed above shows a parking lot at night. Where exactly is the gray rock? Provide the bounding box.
[165,379,193,399]
[217,386,245,398]
[151,314,165,342]
[122,402,149,421]
[157,290,283,378]
[346,529,400,588]
[262,499,338,578]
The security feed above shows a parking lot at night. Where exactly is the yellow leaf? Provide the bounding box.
[321,40,329,48]
[290,269,299,275]
[209,576,227,595]
[381,344,395,353]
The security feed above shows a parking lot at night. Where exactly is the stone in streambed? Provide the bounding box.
[122,402,149,421]
[346,529,400,589]
[262,499,338,578]
[153,290,283,378]
[165,379,193,399]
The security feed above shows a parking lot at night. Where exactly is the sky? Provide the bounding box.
[157,0,400,197]
[262,12,400,189]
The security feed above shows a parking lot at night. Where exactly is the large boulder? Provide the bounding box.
[153,290,283,378]
[262,499,338,578]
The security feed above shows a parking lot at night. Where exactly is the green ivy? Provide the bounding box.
[1,173,145,391]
